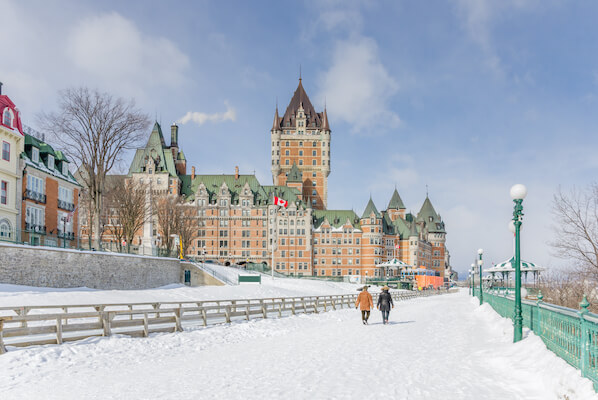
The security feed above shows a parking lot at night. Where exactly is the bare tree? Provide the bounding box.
[39,88,150,249]
[104,177,150,253]
[551,184,598,280]
[154,194,197,258]
[178,203,197,258]
[154,195,179,257]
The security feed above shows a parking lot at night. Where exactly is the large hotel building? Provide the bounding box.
[86,79,450,280]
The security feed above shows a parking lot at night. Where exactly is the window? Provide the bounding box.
[3,108,12,126]
[285,150,290,156]
[0,181,7,205]
[0,219,11,238]
[26,206,44,226]
[312,189,317,196]
[299,141,303,146]
[312,172,316,177]
[31,147,39,163]
[285,141,289,146]
[299,160,303,165]
[299,150,303,156]
[312,199,317,205]
[323,151,326,156]
[27,176,44,195]
[313,141,317,147]
[2,142,9,161]
[285,160,289,165]
[47,155,55,170]
[62,162,69,176]
[312,182,316,187]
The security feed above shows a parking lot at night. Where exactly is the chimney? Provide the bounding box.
[191,166,195,180]
[0,82,3,95]
[171,123,178,146]
[235,166,239,180]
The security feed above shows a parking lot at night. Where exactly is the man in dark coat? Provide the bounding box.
[377,286,394,324]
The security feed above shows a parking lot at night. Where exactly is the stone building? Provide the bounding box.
[80,78,450,280]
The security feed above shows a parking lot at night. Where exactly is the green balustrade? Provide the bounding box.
[480,289,598,391]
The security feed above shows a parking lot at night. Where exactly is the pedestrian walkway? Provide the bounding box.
[0,290,595,399]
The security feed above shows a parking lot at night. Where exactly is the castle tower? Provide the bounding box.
[271,78,331,209]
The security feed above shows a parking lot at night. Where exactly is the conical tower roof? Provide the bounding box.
[287,162,302,183]
[272,107,280,130]
[281,79,322,128]
[361,198,381,219]
[322,107,330,130]
[417,196,440,223]
[387,188,406,210]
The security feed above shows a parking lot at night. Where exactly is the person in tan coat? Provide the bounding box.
[355,286,374,324]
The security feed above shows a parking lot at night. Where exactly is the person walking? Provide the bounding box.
[355,285,373,324]
[377,286,394,324]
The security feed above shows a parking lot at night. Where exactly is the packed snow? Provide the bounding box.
[0,287,595,399]
[0,277,371,308]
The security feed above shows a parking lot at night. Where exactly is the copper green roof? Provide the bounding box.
[392,216,412,238]
[313,210,361,229]
[128,122,178,177]
[286,162,302,183]
[177,151,186,161]
[361,198,381,219]
[387,188,405,210]
[417,196,445,233]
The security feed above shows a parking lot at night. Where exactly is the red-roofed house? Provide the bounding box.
[0,83,25,241]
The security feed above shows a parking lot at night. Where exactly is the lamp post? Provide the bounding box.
[469,271,472,295]
[470,263,475,297]
[510,183,527,343]
[478,249,484,305]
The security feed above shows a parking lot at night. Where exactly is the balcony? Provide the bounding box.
[57,230,75,240]
[24,190,46,204]
[58,200,75,211]
[25,223,46,234]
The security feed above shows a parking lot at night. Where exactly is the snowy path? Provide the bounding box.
[0,290,596,399]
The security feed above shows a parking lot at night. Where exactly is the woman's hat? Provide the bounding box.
[382,286,390,291]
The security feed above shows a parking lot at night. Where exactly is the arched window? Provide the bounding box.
[0,219,11,238]
[3,108,12,127]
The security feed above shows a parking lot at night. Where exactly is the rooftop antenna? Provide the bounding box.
[299,64,302,81]
[426,184,429,197]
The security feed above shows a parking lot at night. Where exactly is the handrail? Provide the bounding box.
[192,262,239,285]
[479,288,598,391]
[0,290,456,354]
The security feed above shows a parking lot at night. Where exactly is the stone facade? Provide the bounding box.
[0,243,181,289]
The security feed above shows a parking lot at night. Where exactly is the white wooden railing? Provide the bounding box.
[0,290,456,354]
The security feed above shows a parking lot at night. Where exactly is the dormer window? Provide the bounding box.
[3,108,12,127]
[32,147,39,163]
[47,155,54,170]
[62,162,68,176]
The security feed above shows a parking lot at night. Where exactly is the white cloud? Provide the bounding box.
[0,2,190,119]
[66,12,189,97]
[177,103,236,126]
[454,0,538,76]
[316,37,400,133]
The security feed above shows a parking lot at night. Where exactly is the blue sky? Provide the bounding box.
[3,0,598,277]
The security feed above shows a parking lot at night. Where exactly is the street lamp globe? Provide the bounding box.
[509,220,516,233]
[510,184,527,200]
[478,248,483,255]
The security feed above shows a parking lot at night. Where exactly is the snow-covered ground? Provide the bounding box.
[0,288,595,399]
[0,277,369,309]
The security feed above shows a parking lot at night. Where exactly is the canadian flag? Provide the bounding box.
[274,196,288,208]
[395,244,400,250]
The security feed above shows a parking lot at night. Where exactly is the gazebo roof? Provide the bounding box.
[378,258,411,268]
[485,257,545,273]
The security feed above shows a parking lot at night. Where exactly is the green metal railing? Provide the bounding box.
[476,288,598,390]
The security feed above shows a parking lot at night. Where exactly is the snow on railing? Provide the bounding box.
[0,290,456,354]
